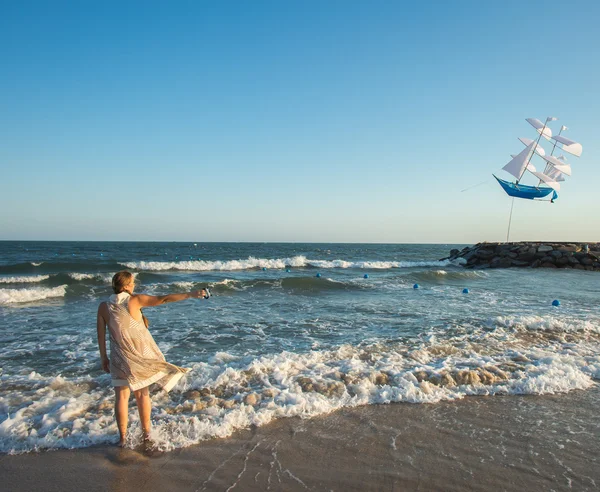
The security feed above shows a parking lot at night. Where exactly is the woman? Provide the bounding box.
[97,271,206,447]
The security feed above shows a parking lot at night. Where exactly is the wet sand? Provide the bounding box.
[2,387,599,492]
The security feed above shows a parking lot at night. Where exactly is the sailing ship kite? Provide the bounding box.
[494,117,582,202]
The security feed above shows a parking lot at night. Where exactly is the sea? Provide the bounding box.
[0,241,599,454]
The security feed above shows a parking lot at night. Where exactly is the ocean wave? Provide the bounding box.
[143,276,367,295]
[0,285,67,305]
[67,272,114,283]
[171,281,196,290]
[0,272,126,288]
[307,259,456,269]
[410,269,488,282]
[192,278,243,292]
[492,315,600,334]
[2,314,598,453]
[0,275,50,284]
[211,278,240,287]
[280,276,366,292]
[121,256,455,272]
[68,273,97,281]
[0,261,125,275]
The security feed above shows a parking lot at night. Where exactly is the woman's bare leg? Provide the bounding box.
[133,387,152,440]
[114,386,131,446]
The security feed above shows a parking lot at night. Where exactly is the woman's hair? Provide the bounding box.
[112,271,133,294]
[111,270,149,328]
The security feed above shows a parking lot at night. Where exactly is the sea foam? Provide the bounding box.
[121,256,454,272]
[0,285,67,305]
[2,314,598,453]
[0,275,50,284]
[67,272,114,283]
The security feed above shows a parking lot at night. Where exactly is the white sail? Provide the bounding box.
[530,171,561,190]
[550,163,571,176]
[551,135,582,157]
[547,155,567,181]
[503,142,535,180]
[518,137,546,156]
[526,118,552,140]
[540,154,572,176]
[546,167,566,182]
[509,155,538,173]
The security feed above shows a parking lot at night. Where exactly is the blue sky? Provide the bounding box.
[1,1,599,243]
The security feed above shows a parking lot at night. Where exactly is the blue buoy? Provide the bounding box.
[316,273,322,278]
[100,253,103,256]
[286,269,291,273]
[262,267,267,271]
[463,288,469,294]
[413,283,419,289]
[552,299,560,307]
[364,274,369,279]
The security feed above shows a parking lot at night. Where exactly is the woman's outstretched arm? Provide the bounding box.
[131,290,206,308]
[127,290,207,324]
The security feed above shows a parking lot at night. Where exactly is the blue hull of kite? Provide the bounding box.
[494,176,558,201]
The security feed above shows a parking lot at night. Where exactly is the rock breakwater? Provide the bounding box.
[443,242,600,270]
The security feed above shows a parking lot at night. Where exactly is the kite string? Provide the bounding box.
[506,197,515,242]
[460,180,489,192]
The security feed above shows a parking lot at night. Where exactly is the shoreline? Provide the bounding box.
[2,387,599,492]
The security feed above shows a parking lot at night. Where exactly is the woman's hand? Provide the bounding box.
[190,290,207,299]
[101,356,110,373]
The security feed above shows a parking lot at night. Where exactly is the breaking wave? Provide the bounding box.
[142,276,367,296]
[68,273,110,282]
[0,275,50,284]
[0,285,67,305]
[410,269,489,282]
[121,256,455,272]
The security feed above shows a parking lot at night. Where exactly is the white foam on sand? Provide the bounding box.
[1,314,599,453]
[121,256,455,272]
[0,285,67,305]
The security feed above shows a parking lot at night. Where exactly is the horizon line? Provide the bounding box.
[0,239,469,245]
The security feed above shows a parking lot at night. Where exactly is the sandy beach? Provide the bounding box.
[3,385,599,492]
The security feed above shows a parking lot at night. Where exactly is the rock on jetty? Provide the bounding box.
[443,242,600,270]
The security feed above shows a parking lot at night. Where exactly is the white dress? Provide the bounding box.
[105,292,189,392]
